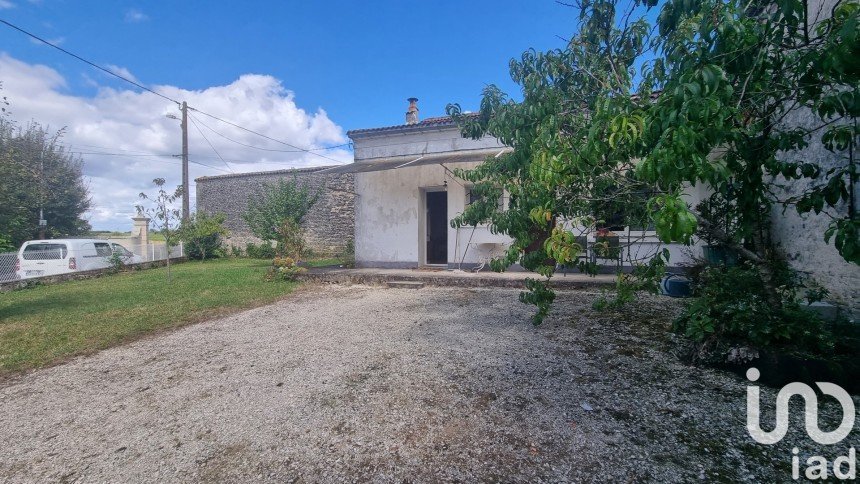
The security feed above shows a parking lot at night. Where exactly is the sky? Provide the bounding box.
[0,1,580,230]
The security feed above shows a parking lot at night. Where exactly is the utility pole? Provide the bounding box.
[38,152,46,239]
[181,101,190,222]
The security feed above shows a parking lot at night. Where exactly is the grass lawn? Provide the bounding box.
[0,258,298,376]
[303,258,344,268]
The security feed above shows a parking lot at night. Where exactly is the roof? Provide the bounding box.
[316,147,511,175]
[347,114,478,138]
[194,165,338,182]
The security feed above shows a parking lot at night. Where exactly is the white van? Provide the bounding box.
[16,239,143,279]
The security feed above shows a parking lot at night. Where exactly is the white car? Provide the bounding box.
[16,239,144,279]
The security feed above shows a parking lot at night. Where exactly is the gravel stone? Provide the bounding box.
[0,285,855,482]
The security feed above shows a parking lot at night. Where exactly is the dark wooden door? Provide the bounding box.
[426,191,448,265]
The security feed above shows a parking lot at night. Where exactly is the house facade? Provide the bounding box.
[327,99,698,271]
[325,102,512,269]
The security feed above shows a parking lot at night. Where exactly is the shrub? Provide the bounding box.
[673,261,833,361]
[242,177,320,243]
[266,256,307,281]
[178,212,228,260]
[275,219,305,259]
[342,239,355,268]
[246,242,276,260]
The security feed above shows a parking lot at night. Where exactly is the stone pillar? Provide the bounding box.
[131,217,149,260]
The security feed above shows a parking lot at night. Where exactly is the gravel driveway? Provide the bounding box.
[0,284,854,483]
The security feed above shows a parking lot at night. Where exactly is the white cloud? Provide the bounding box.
[0,0,14,9]
[124,9,148,23]
[105,64,139,84]
[29,36,65,46]
[0,53,351,230]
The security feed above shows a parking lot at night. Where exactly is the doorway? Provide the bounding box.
[425,191,448,265]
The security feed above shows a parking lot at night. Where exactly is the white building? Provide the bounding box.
[326,99,696,271]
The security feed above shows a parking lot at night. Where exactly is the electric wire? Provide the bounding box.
[188,107,344,164]
[187,113,235,173]
[0,19,180,106]
[190,114,350,153]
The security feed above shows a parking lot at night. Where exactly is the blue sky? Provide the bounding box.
[1,1,578,129]
[0,1,580,229]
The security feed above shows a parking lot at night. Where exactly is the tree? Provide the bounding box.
[137,178,182,281]
[178,212,229,260]
[447,0,662,322]
[0,118,91,248]
[448,0,858,322]
[242,177,321,253]
[637,0,859,303]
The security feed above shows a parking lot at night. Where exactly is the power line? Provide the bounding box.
[0,18,181,106]
[0,19,343,166]
[188,113,234,173]
[189,107,344,164]
[68,149,232,174]
[190,114,350,153]
[188,158,233,174]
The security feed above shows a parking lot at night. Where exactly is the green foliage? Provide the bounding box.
[673,262,833,357]
[639,0,859,262]
[0,118,91,247]
[448,0,858,323]
[106,250,126,274]
[518,278,556,325]
[245,242,277,260]
[274,219,306,259]
[825,217,859,264]
[446,1,661,323]
[342,239,356,268]
[266,256,307,282]
[243,178,321,243]
[593,248,668,309]
[0,234,13,252]
[178,212,229,260]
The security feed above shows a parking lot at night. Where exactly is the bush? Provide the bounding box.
[266,256,307,281]
[178,213,228,260]
[673,261,833,361]
[275,219,305,259]
[246,242,276,260]
[342,239,355,268]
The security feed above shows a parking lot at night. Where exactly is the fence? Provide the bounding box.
[0,242,183,283]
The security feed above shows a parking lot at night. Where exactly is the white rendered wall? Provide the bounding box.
[353,126,505,161]
[354,162,512,267]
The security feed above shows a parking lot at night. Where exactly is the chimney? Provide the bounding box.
[405,97,419,125]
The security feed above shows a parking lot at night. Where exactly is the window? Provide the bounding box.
[22,243,67,260]
[94,243,112,257]
[467,187,506,211]
[112,244,132,257]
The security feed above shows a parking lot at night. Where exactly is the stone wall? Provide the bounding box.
[195,167,355,256]
[771,107,859,314]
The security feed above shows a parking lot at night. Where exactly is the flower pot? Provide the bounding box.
[702,245,739,266]
[660,274,692,298]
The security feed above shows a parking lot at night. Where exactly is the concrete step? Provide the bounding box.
[387,280,425,289]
